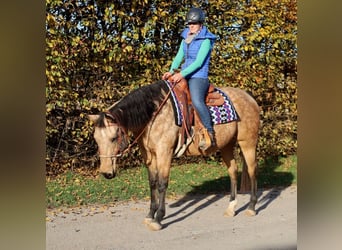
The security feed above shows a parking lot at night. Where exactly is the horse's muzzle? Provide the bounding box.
[102,172,116,179]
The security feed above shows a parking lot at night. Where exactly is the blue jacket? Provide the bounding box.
[180,26,216,79]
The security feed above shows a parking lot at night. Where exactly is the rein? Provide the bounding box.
[99,80,177,159]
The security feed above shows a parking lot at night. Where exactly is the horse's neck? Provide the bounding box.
[134,99,176,137]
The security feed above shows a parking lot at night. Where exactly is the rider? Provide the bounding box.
[162,7,217,150]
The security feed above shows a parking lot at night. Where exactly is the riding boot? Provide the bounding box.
[208,131,216,148]
[199,129,216,151]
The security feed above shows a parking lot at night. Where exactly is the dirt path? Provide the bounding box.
[46,185,297,250]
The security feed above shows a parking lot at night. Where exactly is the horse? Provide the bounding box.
[88,80,260,231]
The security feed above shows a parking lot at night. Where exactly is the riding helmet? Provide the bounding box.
[186,8,205,24]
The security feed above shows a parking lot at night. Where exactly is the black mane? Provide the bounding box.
[107,80,169,129]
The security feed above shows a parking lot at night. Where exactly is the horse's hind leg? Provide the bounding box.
[221,142,238,217]
[239,141,258,216]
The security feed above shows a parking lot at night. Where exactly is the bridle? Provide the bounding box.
[98,124,128,159]
[98,81,176,160]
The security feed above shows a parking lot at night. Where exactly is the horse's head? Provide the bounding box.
[88,112,128,179]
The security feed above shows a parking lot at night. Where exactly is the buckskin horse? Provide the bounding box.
[88,79,260,231]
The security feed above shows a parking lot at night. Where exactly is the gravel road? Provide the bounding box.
[46,185,297,250]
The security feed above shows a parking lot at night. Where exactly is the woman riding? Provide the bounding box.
[162,7,217,150]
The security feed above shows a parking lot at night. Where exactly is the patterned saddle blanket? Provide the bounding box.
[164,80,239,126]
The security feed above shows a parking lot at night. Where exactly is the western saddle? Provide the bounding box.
[167,75,224,153]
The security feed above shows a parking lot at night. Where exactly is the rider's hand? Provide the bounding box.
[162,72,172,80]
[172,72,184,83]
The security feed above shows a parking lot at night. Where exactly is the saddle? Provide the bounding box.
[168,76,225,148]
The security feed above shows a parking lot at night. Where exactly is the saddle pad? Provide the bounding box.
[164,80,183,126]
[164,80,239,126]
[208,87,239,124]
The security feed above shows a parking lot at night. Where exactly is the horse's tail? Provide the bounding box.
[240,153,251,192]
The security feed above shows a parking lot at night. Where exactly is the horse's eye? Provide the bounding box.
[111,137,117,142]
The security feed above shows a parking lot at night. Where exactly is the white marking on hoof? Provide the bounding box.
[245,209,256,216]
[148,221,162,231]
[143,218,153,225]
[224,208,235,217]
[224,200,237,217]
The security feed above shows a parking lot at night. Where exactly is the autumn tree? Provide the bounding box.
[46,0,297,175]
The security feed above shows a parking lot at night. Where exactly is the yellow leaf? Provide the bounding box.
[124,45,133,52]
[133,33,139,40]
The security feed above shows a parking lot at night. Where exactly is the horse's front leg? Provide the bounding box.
[147,153,171,231]
[144,157,159,225]
[144,171,158,224]
[155,175,168,222]
[147,172,170,231]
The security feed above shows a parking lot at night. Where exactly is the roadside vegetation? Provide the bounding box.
[46,155,296,208]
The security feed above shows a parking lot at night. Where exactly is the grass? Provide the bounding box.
[46,155,297,208]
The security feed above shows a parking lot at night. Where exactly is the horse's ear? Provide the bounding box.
[88,114,100,122]
[104,112,116,123]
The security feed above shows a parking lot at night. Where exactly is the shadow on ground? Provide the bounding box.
[164,158,295,227]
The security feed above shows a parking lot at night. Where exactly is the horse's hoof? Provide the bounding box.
[148,221,162,231]
[245,209,256,216]
[224,200,237,217]
[224,209,235,217]
[143,218,153,225]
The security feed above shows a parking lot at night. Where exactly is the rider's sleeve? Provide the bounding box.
[180,38,211,77]
[169,41,184,74]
